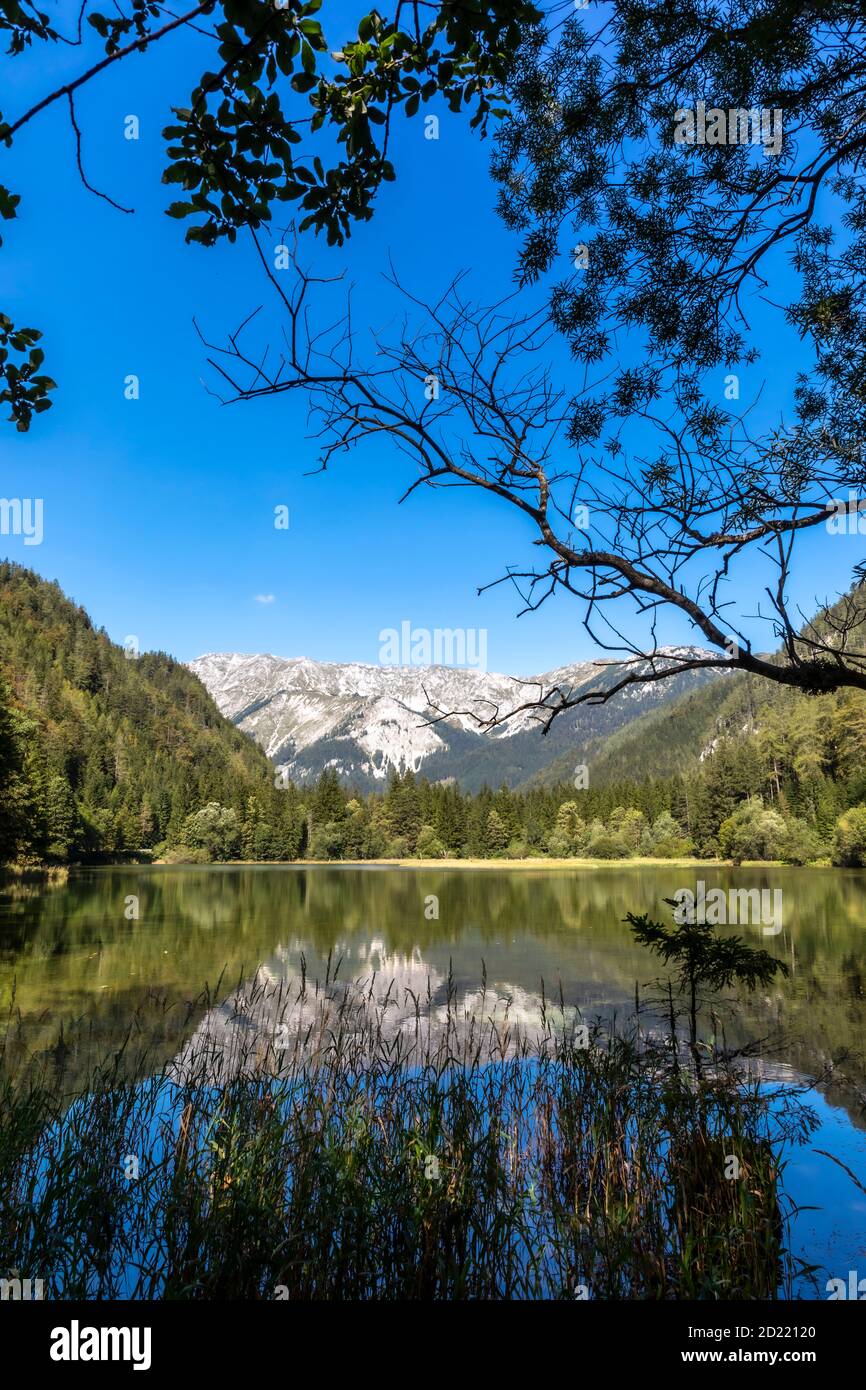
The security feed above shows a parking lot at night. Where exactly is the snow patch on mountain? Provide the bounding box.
[189,646,718,786]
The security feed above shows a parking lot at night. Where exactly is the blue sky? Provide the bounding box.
[1,5,860,674]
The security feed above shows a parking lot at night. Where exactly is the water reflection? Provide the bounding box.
[1,863,865,1124]
[171,949,594,1084]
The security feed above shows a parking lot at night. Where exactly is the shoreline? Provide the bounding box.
[295,856,731,869]
[4,856,839,872]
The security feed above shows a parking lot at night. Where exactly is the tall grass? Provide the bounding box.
[0,970,815,1300]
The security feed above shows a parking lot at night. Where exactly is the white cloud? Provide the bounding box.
[254,593,276,605]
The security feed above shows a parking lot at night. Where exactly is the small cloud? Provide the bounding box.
[254,593,276,605]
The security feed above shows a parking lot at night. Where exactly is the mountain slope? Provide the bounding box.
[521,674,740,788]
[0,563,295,864]
[543,582,866,794]
[189,649,722,792]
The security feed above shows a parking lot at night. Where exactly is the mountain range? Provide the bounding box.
[189,649,723,792]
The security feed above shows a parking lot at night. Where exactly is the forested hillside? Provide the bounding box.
[0,563,307,865]
[579,662,866,834]
[513,584,866,864]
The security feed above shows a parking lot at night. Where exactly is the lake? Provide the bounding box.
[2,862,865,1295]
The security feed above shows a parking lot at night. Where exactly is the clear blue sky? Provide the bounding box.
[1,6,858,674]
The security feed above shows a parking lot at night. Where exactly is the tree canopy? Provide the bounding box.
[200,2,866,706]
[0,0,538,428]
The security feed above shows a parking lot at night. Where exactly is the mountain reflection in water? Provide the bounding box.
[1,862,865,1124]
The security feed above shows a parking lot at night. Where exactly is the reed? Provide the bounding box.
[0,972,815,1300]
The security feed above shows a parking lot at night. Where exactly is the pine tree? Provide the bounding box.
[310,768,345,823]
[484,808,509,856]
[242,796,262,859]
[45,773,77,861]
[385,770,421,851]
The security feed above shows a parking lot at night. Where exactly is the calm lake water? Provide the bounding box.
[2,863,865,1294]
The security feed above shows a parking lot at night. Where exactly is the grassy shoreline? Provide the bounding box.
[4,856,838,872]
[149,854,832,870]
